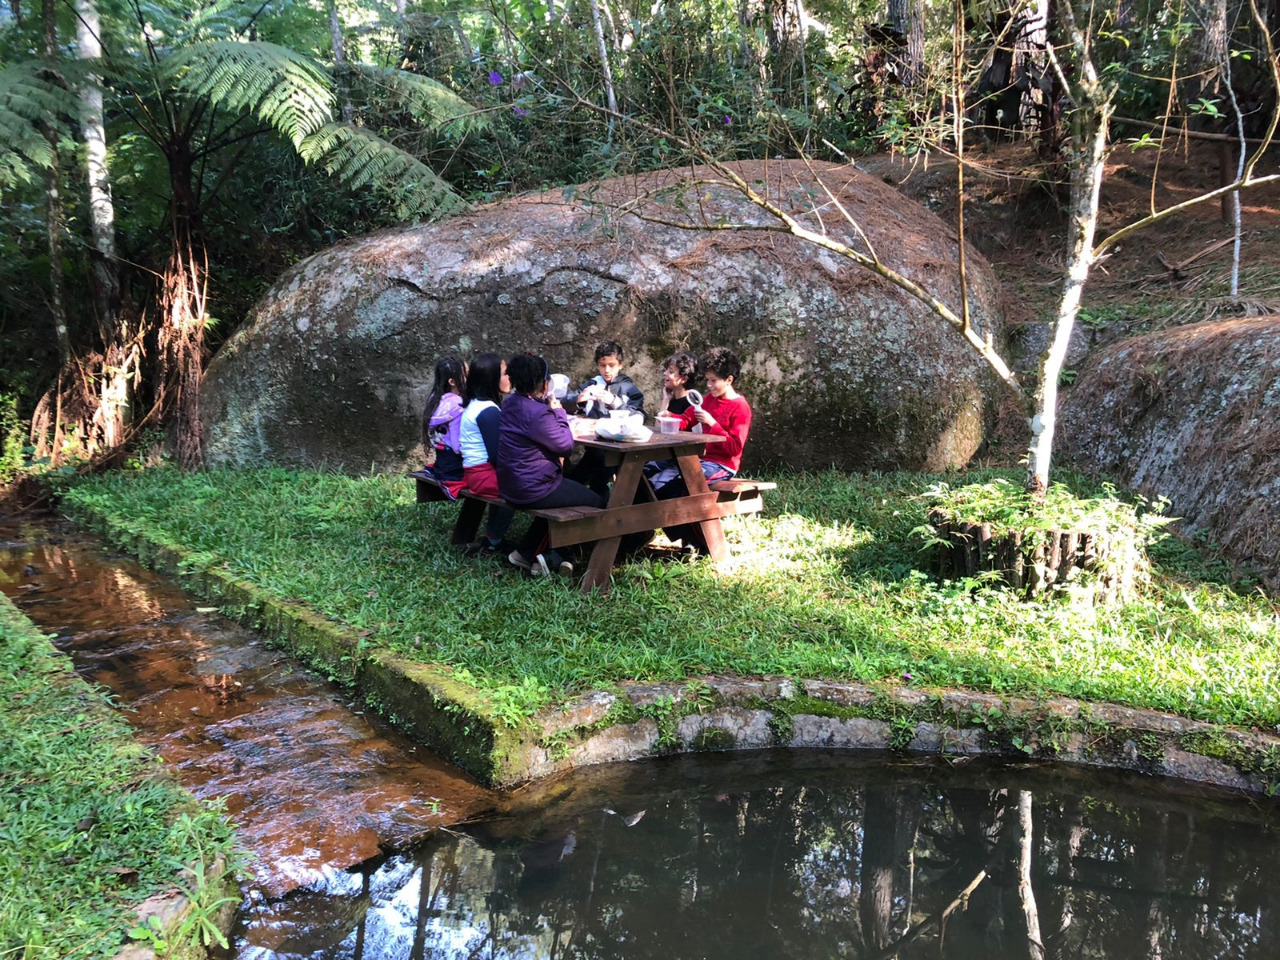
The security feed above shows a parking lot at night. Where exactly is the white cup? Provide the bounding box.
[549,373,570,398]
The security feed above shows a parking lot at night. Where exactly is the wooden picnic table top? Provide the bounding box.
[568,421,724,453]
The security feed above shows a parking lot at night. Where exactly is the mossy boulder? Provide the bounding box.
[202,160,1005,472]
[1058,316,1280,590]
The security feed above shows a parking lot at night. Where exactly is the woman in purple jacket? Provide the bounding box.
[497,353,604,578]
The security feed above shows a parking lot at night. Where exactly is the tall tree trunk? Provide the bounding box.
[1026,0,1110,496]
[587,0,619,136]
[326,0,352,121]
[1189,0,1230,113]
[159,155,209,470]
[765,0,804,105]
[738,0,768,100]
[76,0,130,450]
[887,0,925,83]
[42,0,70,368]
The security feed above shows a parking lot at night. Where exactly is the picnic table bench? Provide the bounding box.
[411,426,774,593]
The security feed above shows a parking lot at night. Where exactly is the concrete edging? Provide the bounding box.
[65,502,1280,795]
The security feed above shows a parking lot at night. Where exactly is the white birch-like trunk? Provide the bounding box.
[587,0,619,136]
[1028,4,1110,496]
[1224,44,1246,300]
[77,0,129,448]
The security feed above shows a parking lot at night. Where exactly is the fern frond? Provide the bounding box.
[348,65,490,137]
[164,40,333,147]
[0,62,78,189]
[298,122,468,221]
[174,0,265,42]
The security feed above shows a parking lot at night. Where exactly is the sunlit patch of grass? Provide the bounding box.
[63,466,1280,729]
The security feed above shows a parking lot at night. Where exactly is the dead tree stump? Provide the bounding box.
[928,509,1140,603]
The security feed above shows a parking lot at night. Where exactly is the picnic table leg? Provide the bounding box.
[675,453,731,569]
[579,455,647,594]
[451,498,485,546]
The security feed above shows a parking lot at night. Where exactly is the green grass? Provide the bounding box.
[61,466,1280,730]
[0,594,237,958]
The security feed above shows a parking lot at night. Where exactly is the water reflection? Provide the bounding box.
[231,753,1280,959]
[0,521,493,897]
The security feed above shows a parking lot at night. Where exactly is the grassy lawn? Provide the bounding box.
[62,466,1280,730]
[0,594,236,958]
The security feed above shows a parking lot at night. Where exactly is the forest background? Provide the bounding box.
[1,0,1278,477]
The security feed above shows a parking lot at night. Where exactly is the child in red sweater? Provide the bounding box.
[654,347,753,552]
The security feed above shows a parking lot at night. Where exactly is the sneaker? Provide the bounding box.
[464,539,505,557]
[532,551,575,578]
[544,550,575,578]
[508,550,534,573]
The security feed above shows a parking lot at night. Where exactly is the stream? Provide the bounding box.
[3,517,1279,959]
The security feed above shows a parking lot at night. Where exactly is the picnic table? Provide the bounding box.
[413,420,773,594]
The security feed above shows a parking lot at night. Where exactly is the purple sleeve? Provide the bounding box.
[529,404,575,458]
[430,394,464,451]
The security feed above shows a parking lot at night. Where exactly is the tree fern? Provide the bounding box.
[164,40,333,147]
[348,65,491,137]
[299,122,467,221]
[0,62,81,190]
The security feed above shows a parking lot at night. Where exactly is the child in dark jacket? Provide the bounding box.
[571,341,645,497]
[497,353,605,578]
[574,341,645,419]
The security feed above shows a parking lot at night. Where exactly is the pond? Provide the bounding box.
[3,518,1278,958]
[231,752,1279,959]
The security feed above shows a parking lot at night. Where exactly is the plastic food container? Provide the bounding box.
[656,415,680,434]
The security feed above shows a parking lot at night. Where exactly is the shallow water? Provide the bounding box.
[4,517,1278,958]
[228,752,1280,959]
[0,519,493,897]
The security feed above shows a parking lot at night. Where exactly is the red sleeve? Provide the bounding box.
[706,397,751,464]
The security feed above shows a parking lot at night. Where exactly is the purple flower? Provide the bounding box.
[488,70,503,85]
[723,114,732,125]
[901,672,913,682]
[512,105,529,119]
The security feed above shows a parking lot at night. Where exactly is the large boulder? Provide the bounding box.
[1058,316,1280,589]
[202,160,1005,473]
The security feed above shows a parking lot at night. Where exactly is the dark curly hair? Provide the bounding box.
[507,352,551,395]
[594,340,625,363]
[700,346,741,384]
[663,350,699,388]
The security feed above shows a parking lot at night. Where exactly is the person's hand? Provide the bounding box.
[549,394,562,410]
[694,407,715,426]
